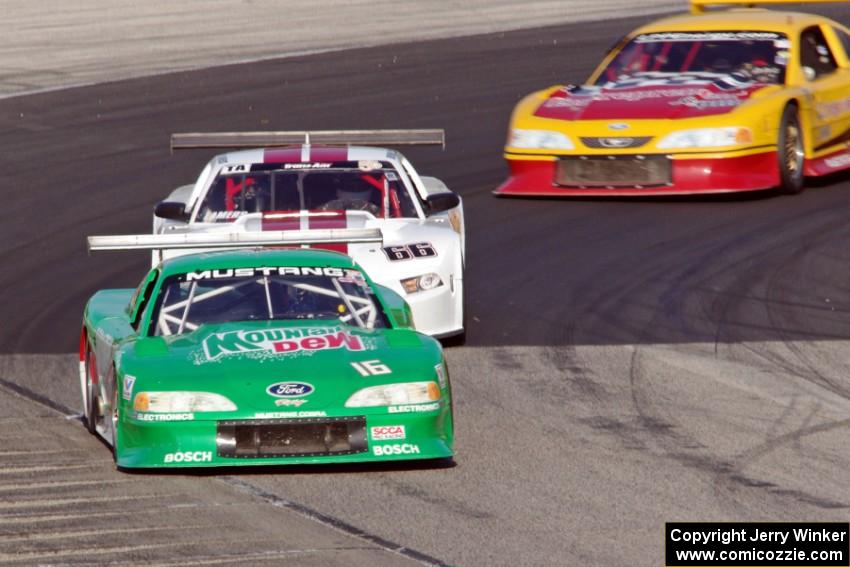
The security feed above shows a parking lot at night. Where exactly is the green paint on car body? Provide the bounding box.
[81,248,453,469]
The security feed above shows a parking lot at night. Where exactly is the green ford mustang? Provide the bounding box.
[79,248,453,468]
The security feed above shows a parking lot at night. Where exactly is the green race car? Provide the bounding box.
[79,247,453,468]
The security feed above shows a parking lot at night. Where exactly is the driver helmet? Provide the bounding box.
[335,174,380,207]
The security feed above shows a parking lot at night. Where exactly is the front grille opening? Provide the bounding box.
[555,156,671,188]
[217,417,367,458]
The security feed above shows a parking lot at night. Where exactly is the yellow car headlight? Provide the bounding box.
[657,127,752,149]
[509,129,575,150]
[345,381,441,407]
[133,391,237,412]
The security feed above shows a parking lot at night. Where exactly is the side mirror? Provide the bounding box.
[425,192,460,215]
[374,284,415,329]
[154,201,189,222]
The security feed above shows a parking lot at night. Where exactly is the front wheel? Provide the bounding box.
[441,277,467,347]
[777,104,805,195]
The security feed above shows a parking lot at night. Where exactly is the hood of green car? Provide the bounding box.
[120,320,441,410]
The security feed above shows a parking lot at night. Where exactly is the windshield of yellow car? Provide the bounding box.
[596,31,788,86]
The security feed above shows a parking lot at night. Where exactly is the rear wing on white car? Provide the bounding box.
[87,228,383,252]
[170,129,445,151]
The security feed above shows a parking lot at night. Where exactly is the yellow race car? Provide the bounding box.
[496,0,850,197]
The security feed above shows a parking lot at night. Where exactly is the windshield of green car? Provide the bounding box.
[148,266,388,336]
[596,31,789,85]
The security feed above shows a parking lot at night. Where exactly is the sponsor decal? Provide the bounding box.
[274,398,309,407]
[267,382,314,398]
[545,87,704,107]
[203,327,365,360]
[435,364,447,390]
[816,97,850,120]
[448,209,462,234]
[164,451,212,463]
[95,328,112,345]
[825,153,850,169]
[223,164,247,173]
[254,411,328,418]
[371,425,406,440]
[203,210,247,221]
[135,412,195,422]
[351,360,391,377]
[373,443,420,456]
[283,162,332,169]
[358,160,382,171]
[336,271,368,286]
[122,375,136,401]
[635,31,780,43]
[382,242,437,261]
[186,266,345,281]
[388,402,440,414]
[670,91,745,110]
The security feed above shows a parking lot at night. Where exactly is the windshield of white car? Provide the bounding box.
[149,267,388,336]
[196,163,419,222]
[596,31,788,86]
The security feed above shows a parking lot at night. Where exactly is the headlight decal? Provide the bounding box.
[657,127,752,149]
[509,129,575,150]
[401,274,443,294]
[345,381,441,408]
[133,391,237,413]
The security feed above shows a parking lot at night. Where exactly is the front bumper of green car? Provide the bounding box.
[115,401,453,468]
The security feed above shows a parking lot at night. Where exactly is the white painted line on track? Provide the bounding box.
[0,542,183,563]
[0,524,208,544]
[0,493,180,510]
[0,462,113,476]
[0,478,133,493]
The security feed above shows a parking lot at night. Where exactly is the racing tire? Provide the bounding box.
[84,347,99,435]
[441,278,466,347]
[777,104,805,195]
[429,457,456,469]
[109,367,119,464]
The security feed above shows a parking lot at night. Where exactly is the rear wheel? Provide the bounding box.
[777,104,805,195]
[83,347,100,435]
[109,367,119,463]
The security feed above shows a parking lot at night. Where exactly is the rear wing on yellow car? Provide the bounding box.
[691,0,848,13]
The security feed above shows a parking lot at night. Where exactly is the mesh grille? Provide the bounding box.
[579,137,652,149]
[217,417,367,458]
[555,156,671,188]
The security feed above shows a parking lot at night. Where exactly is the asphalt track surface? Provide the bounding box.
[4,8,850,567]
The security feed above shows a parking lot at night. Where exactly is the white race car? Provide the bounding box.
[150,130,465,342]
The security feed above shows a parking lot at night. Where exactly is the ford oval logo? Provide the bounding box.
[267,382,314,398]
[608,122,629,130]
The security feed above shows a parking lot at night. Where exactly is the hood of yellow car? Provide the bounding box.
[534,72,771,121]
